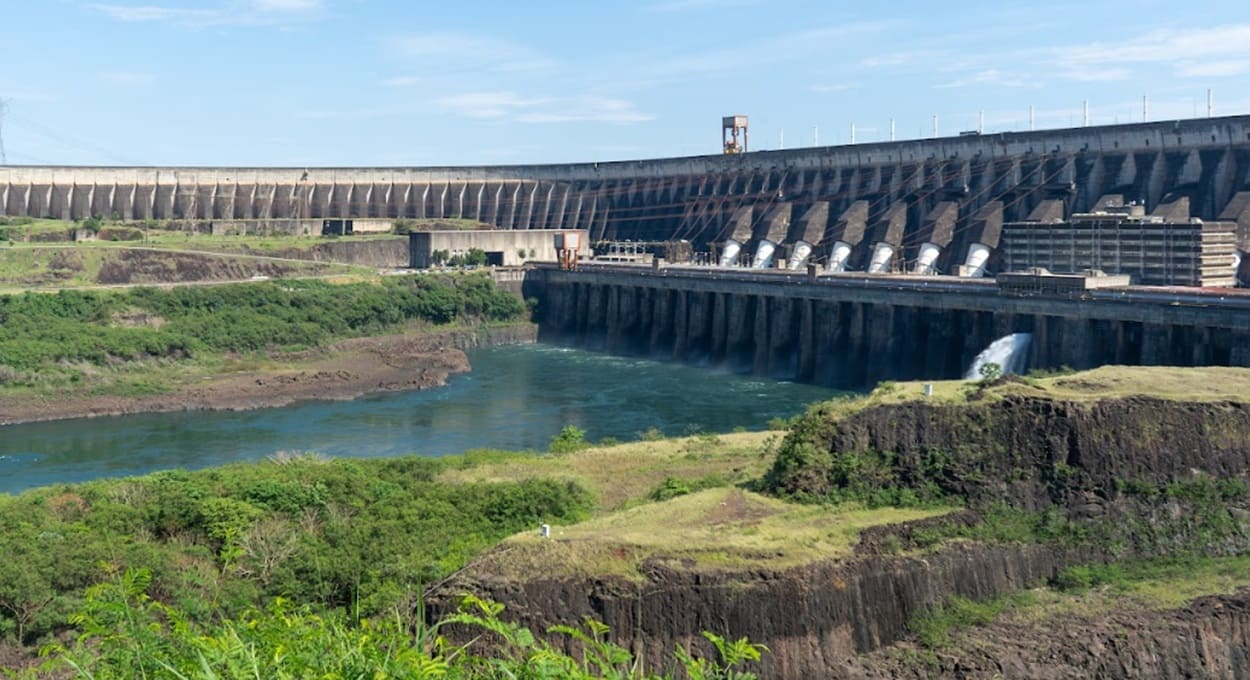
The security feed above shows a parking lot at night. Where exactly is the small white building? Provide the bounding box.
[408,229,589,268]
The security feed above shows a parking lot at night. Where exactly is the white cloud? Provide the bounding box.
[1176,60,1250,78]
[433,91,652,125]
[88,4,216,22]
[645,0,758,11]
[88,1,321,27]
[434,91,551,120]
[811,82,860,93]
[934,69,1039,89]
[381,75,424,88]
[99,71,156,86]
[658,22,889,76]
[252,0,319,10]
[389,32,558,74]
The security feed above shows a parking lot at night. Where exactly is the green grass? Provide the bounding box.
[437,431,781,512]
[478,487,955,580]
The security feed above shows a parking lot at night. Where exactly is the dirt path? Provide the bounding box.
[0,325,535,426]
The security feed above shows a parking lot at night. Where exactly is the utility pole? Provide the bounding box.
[850,121,856,144]
[813,125,819,146]
[1029,105,1034,131]
[978,110,984,134]
[1143,95,1148,122]
[1208,88,1214,118]
[889,117,895,142]
[932,114,938,138]
[779,128,784,150]
[1083,99,1089,127]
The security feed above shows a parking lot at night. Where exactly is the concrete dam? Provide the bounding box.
[5,115,1250,279]
[527,263,1250,389]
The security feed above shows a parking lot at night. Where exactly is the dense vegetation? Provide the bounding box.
[42,576,764,679]
[0,455,590,659]
[0,273,524,386]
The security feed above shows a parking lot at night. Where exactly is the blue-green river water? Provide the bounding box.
[0,344,836,495]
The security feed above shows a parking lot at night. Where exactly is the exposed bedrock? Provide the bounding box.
[429,386,1250,678]
[768,394,1250,511]
[427,542,1095,679]
[847,589,1250,679]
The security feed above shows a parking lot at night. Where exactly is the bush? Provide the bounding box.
[548,425,590,454]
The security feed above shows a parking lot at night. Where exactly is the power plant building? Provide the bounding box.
[1000,200,1237,288]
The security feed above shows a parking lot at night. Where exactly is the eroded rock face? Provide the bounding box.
[846,589,1250,680]
[770,395,1250,509]
[428,542,1097,678]
[428,394,1250,678]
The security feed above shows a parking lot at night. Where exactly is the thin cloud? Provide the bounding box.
[99,71,156,86]
[381,75,424,88]
[87,1,322,27]
[389,32,558,74]
[934,69,1039,89]
[645,0,759,11]
[811,82,860,93]
[252,0,319,10]
[434,91,652,125]
[1175,60,1250,78]
[651,21,891,78]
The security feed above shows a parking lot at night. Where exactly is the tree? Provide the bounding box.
[978,362,1003,382]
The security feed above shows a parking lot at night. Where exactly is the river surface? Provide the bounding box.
[0,344,837,495]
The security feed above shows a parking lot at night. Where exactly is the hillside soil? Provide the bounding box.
[0,324,535,425]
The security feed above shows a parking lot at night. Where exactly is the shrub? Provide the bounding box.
[548,425,590,454]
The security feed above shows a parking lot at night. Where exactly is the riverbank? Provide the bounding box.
[0,322,536,426]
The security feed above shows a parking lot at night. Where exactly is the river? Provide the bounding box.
[0,344,837,494]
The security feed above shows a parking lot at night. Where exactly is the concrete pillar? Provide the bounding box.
[752,295,771,376]
[725,293,753,371]
[1140,323,1172,365]
[649,289,674,357]
[768,297,797,379]
[796,299,816,382]
[710,292,729,362]
[686,292,713,363]
[1057,317,1094,369]
[672,291,691,360]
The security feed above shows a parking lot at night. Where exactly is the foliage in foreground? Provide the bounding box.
[36,569,765,680]
[0,456,591,648]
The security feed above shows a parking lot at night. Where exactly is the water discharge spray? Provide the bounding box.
[966,333,1032,379]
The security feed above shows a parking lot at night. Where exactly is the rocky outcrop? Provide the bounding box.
[429,385,1250,678]
[847,589,1250,679]
[428,541,1098,678]
[769,393,1250,510]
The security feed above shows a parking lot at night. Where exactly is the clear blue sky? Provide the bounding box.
[2,0,1247,166]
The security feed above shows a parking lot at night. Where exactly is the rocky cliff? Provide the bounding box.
[426,368,1250,678]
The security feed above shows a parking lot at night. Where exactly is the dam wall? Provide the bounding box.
[528,264,1250,389]
[5,116,1250,273]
